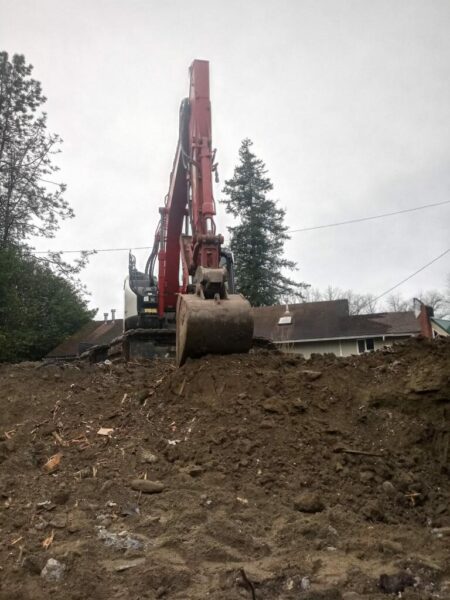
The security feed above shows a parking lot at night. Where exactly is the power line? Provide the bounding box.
[288,199,450,233]
[30,198,450,255]
[33,245,151,255]
[358,248,449,310]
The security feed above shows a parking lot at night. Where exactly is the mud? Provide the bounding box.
[0,337,449,599]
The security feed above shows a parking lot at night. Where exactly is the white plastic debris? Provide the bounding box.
[97,427,114,436]
[301,577,311,590]
[236,496,249,505]
[285,578,294,591]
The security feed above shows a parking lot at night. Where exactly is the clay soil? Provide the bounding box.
[0,337,449,599]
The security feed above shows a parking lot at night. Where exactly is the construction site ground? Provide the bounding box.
[0,337,449,599]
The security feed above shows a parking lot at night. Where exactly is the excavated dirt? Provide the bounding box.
[0,337,449,599]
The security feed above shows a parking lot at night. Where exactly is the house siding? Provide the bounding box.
[276,335,413,358]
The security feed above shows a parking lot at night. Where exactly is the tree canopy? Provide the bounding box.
[221,139,306,306]
[0,52,73,247]
[0,52,94,361]
[0,247,95,361]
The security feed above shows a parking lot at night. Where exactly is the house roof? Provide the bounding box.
[47,299,422,358]
[431,317,450,334]
[46,320,124,358]
[252,300,420,343]
[252,300,349,341]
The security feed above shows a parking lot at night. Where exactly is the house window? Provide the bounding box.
[278,315,292,325]
[357,338,375,353]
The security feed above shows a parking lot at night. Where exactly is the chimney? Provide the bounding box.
[103,312,108,324]
[111,309,116,324]
[414,298,433,338]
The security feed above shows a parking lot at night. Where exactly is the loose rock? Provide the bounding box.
[130,479,164,493]
[101,557,146,572]
[67,508,89,533]
[139,448,158,464]
[301,370,323,381]
[381,480,396,496]
[49,513,67,529]
[41,558,65,581]
[294,492,325,513]
[379,572,415,594]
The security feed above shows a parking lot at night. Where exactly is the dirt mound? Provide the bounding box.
[0,337,449,599]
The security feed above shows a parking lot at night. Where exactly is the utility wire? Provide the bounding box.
[31,199,450,255]
[33,245,152,255]
[288,199,450,233]
[357,248,450,311]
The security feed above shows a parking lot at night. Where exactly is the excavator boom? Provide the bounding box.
[125,60,253,365]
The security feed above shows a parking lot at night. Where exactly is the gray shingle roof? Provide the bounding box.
[252,300,420,342]
[47,300,421,358]
[46,320,124,358]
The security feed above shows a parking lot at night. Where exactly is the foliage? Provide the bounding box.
[0,52,73,246]
[0,52,94,361]
[386,288,449,318]
[221,139,306,306]
[0,247,95,361]
[303,285,379,315]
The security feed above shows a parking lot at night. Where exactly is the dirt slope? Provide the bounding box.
[0,337,449,599]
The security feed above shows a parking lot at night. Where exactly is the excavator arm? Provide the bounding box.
[142,60,253,365]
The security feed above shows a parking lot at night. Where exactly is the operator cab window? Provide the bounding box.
[357,338,374,353]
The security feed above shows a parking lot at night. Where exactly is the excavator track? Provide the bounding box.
[81,328,176,363]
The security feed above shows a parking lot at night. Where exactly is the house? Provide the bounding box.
[252,299,431,358]
[412,298,450,339]
[46,314,123,361]
[47,300,437,361]
[431,317,450,338]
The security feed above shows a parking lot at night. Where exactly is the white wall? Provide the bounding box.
[277,336,412,358]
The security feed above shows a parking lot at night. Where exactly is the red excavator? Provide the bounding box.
[124,60,253,365]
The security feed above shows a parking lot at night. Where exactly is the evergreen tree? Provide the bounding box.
[222,139,306,306]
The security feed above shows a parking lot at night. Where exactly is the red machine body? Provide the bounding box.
[127,60,253,366]
[156,60,221,318]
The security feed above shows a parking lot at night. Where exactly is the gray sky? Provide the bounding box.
[1,0,449,316]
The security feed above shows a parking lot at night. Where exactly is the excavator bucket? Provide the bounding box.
[176,293,254,366]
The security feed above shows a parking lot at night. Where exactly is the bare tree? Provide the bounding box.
[301,286,379,314]
[385,293,411,312]
[346,291,379,315]
[416,289,447,317]
[302,286,325,303]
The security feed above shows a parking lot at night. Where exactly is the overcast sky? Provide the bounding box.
[1,0,449,317]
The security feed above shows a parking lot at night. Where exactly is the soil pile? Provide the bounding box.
[0,337,449,599]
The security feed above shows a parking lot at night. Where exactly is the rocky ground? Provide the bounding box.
[0,337,449,599]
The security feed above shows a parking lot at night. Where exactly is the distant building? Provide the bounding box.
[46,313,123,361]
[47,300,442,361]
[253,299,434,358]
[430,317,450,338]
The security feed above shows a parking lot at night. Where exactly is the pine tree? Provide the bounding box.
[222,138,306,306]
